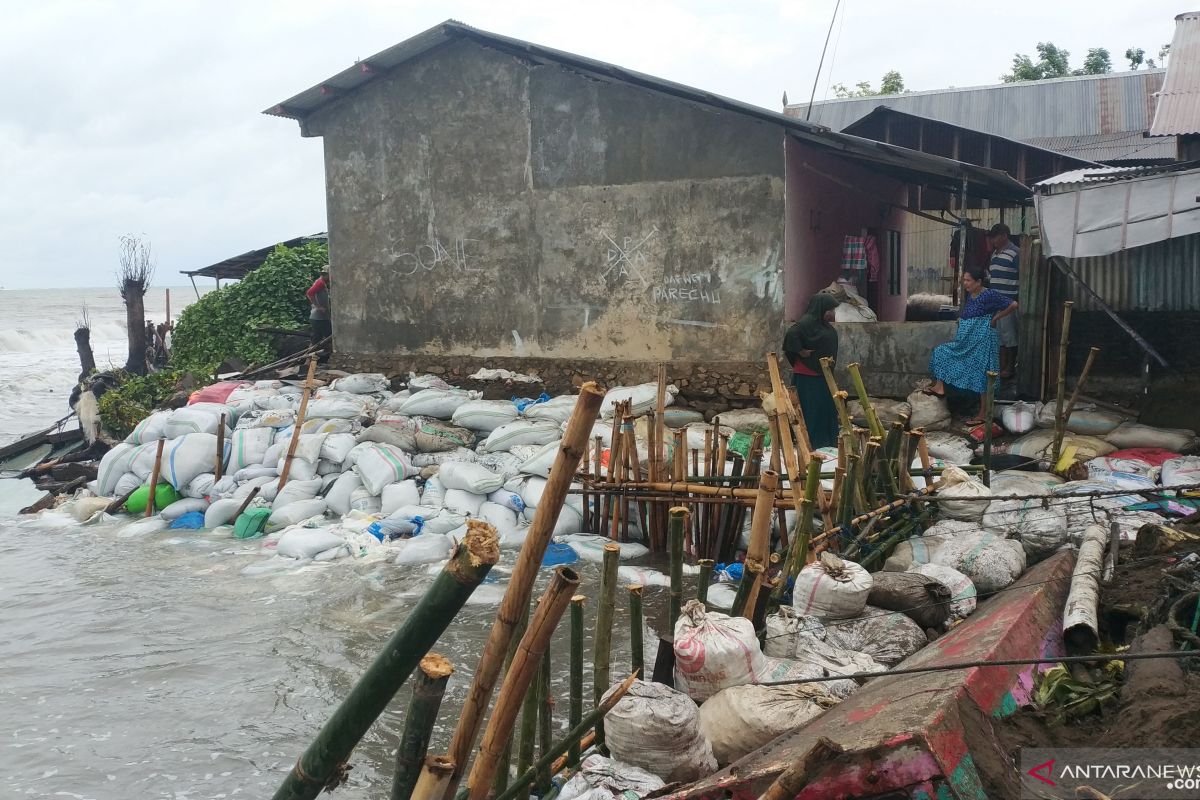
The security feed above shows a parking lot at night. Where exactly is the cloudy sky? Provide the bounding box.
[0,0,1184,288]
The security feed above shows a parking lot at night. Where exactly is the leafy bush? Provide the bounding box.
[97,370,210,439]
[171,242,327,371]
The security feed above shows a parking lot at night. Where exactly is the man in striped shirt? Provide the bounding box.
[987,223,1020,378]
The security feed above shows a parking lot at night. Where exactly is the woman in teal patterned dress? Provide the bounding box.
[925,265,1018,424]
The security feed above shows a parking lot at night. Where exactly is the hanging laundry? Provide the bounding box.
[841,236,868,271]
[865,235,881,282]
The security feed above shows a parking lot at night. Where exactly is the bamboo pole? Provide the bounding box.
[492,673,638,800]
[1051,301,1075,467]
[1062,346,1101,434]
[819,358,856,449]
[736,470,778,618]
[278,357,318,489]
[593,543,620,714]
[516,653,538,780]
[444,383,604,796]
[697,559,714,606]
[537,648,552,792]
[272,524,499,800]
[491,607,528,798]
[846,363,885,439]
[982,371,997,488]
[145,438,165,518]
[628,585,644,677]
[668,507,686,631]
[411,757,455,800]
[467,567,580,800]
[215,413,226,481]
[391,655,453,800]
[593,436,605,536]
[775,456,822,599]
[730,560,765,618]
[567,595,585,768]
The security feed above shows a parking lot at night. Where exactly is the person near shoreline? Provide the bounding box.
[986,223,1020,378]
[925,265,1017,423]
[306,267,332,359]
[783,292,841,449]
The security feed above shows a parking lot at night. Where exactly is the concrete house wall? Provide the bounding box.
[304,40,787,368]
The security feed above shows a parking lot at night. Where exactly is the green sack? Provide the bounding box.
[233,507,271,540]
[124,482,180,514]
[729,431,772,462]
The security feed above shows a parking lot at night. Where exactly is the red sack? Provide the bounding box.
[1106,448,1181,468]
[188,381,246,405]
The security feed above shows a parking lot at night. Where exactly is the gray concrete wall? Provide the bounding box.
[305,40,785,364]
[833,321,956,398]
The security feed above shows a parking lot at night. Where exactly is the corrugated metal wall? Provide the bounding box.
[1067,233,1200,311]
[906,208,1034,295]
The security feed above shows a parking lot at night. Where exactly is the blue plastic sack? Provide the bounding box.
[512,393,551,413]
[542,542,579,567]
[713,561,744,582]
[169,511,206,530]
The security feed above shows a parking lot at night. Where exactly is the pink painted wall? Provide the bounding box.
[784,137,909,323]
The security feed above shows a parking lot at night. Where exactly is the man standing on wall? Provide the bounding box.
[986,224,1020,378]
[306,267,332,361]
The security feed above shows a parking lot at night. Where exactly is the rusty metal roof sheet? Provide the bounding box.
[1024,131,1177,163]
[1150,11,1200,136]
[181,233,327,280]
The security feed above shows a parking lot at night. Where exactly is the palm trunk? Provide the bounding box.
[123,279,147,375]
[74,327,96,380]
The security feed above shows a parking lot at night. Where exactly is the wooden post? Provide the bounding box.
[1062,347,1101,432]
[279,357,318,489]
[668,508,686,632]
[215,413,226,481]
[696,559,714,606]
[1051,301,1074,467]
[593,544,620,708]
[145,438,165,518]
[737,470,778,618]
[982,372,997,488]
[410,757,454,800]
[444,384,604,797]
[391,655,453,800]
[628,585,644,677]
[466,567,580,800]
[567,595,585,767]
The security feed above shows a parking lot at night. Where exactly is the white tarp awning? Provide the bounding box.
[1036,166,1200,258]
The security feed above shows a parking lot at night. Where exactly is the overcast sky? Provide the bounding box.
[0,0,1185,288]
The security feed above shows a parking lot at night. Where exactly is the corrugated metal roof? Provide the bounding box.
[1034,160,1200,189]
[1150,11,1200,136]
[265,20,1032,205]
[1025,131,1178,162]
[793,70,1167,146]
[181,233,328,280]
[1067,232,1200,312]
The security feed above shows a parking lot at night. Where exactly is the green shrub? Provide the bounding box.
[97,369,210,439]
[171,241,327,371]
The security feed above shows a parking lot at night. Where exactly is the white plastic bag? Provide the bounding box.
[791,552,872,620]
[438,461,506,495]
[936,465,992,521]
[673,600,766,702]
[601,679,716,783]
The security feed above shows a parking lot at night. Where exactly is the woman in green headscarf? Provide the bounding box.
[783,292,841,449]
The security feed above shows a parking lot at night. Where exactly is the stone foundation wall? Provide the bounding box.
[332,353,768,418]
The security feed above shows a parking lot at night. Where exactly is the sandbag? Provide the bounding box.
[394,533,453,565]
[272,477,323,510]
[236,408,295,429]
[982,497,1068,561]
[556,754,664,800]
[266,498,327,532]
[160,433,227,491]
[699,683,841,766]
[933,530,1027,593]
[683,422,736,453]
[867,571,951,629]
[442,488,486,517]
[125,410,175,444]
[601,383,677,419]
[1088,456,1158,479]
[330,373,389,394]
[1162,456,1200,489]
[227,427,274,473]
[124,482,180,514]
[356,414,419,452]
[411,448,479,468]
[1083,463,1157,491]
[519,476,547,509]
[353,444,414,495]
[1001,401,1038,435]
[910,563,976,621]
[674,600,766,702]
[421,475,446,509]
[113,471,143,498]
[452,400,520,432]
[718,408,770,433]
[325,472,364,516]
[204,497,243,529]
[307,396,370,420]
[396,389,478,419]
[518,440,561,478]
[1035,403,1126,436]
[907,389,951,431]
[438,461,506,494]
[924,431,974,465]
[276,526,344,559]
[406,373,451,390]
[847,398,912,427]
[936,465,992,521]
[989,470,1058,497]
[601,679,716,783]
[881,520,975,572]
[791,552,872,620]
[562,534,650,562]
[162,404,230,438]
[349,487,382,514]
[486,487,526,513]
[1008,429,1116,461]
[477,502,520,544]
[320,433,356,465]
[160,497,209,521]
[413,419,476,453]
[380,480,421,515]
[522,397,576,425]
[762,608,886,677]
[824,605,928,666]
[97,443,143,496]
[479,420,561,453]
[301,418,355,436]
